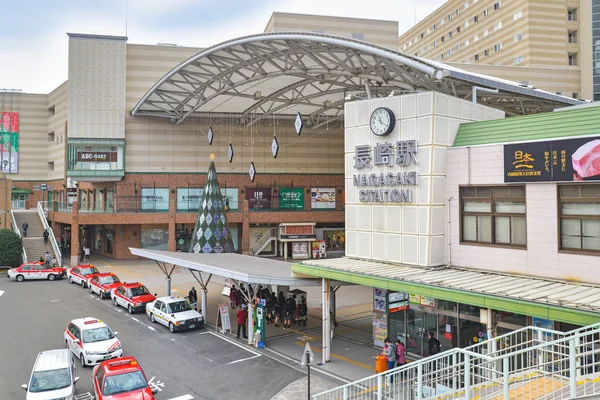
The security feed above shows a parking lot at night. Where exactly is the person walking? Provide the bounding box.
[22,221,28,237]
[84,246,90,261]
[188,286,197,310]
[43,229,49,245]
[428,332,441,357]
[236,304,248,339]
[395,339,407,367]
[229,285,238,308]
[44,251,51,268]
[298,296,308,327]
[284,296,296,330]
[382,338,397,383]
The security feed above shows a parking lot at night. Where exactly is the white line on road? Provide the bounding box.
[206,331,261,357]
[0,290,4,298]
[227,354,261,365]
[167,395,194,400]
[147,325,156,331]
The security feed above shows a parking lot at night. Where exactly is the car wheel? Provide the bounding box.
[150,313,156,323]
[16,275,24,282]
[65,340,69,349]
[89,285,93,294]
[48,274,56,281]
[80,353,86,368]
[169,322,175,333]
[80,280,86,289]
[69,276,73,284]
[128,304,133,314]
[114,297,118,307]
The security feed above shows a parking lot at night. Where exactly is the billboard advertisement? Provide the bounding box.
[0,112,19,173]
[504,136,600,182]
[141,188,169,212]
[246,188,272,210]
[311,188,336,209]
[279,188,304,210]
[177,188,204,212]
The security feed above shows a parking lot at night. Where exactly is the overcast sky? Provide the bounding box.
[0,0,445,93]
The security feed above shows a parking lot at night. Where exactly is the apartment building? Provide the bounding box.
[399,0,595,100]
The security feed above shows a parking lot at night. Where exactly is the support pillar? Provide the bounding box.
[330,286,340,326]
[168,196,176,252]
[155,261,177,296]
[70,201,80,266]
[322,278,331,363]
[188,270,212,322]
[248,301,254,345]
[487,308,494,355]
[242,199,250,254]
[283,242,288,260]
[201,289,207,321]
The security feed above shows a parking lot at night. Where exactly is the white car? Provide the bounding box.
[66,265,99,288]
[64,318,123,368]
[21,349,79,400]
[146,296,204,333]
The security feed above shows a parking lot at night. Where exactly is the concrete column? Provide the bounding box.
[201,289,208,322]
[70,202,80,266]
[283,242,288,259]
[168,193,176,252]
[487,308,494,354]
[242,199,250,254]
[247,302,254,345]
[322,278,331,363]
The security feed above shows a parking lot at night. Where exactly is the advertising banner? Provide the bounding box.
[177,188,204,212]
[372,311,387,347]
[388,291,409,313]
[246,188,272,210]
[504,136,600,182]
[141,188,169,212]
[291,242,309,259]
[279,188,304,210]
[220,188,238,211]
[374,288,387,312]
[311,188,336,209]
[0,112,19,173]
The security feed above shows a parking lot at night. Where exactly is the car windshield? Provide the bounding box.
[100,276,120,285]
[29,368,71,393]
[168,300,192,313]
[82,267,99,275]
[103,371,147,395]
[82,326,115,343]
[129,286,149,297]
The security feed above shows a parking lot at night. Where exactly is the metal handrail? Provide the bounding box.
[37,201,61,266]
[253,227,275,255]
[10,210,27,263]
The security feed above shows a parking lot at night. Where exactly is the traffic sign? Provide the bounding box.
[300,342,315,367]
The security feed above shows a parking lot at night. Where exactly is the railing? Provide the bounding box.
[37,202,61,267]
[11,200,26,209]
[10,210,27,263]
[252,227,276,256]
[54,202,73,213]
[313,322,600,400]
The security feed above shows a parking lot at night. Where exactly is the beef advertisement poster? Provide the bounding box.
[504,136,600,183]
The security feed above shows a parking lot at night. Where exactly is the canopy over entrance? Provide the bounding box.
[131,32,583,125]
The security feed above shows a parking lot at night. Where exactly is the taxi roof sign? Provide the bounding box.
[108,359,137,367]
[84,319,100,325]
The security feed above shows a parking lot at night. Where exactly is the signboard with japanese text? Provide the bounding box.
[246,188,272,210]
[504,136,600,182]
[0,112,19,173]
[220,188,238,211]
[388,291,409,313]
[177,188,204,212]
[374,288,387,312]
[353,140,418,203]
[311,188,336,209]
[141,188,169,212]
[279,188,304,210]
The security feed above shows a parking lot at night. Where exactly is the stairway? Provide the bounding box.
[12,209,57,265]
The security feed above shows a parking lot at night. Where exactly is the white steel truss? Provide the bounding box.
[131,33,583,125]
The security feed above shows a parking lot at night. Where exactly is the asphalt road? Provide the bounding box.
[0,275,304,400]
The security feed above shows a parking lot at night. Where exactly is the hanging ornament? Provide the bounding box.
[249,161,256,182]
[227,142,234,163]
[294,112,304,136]
[208,127,214,145]
[271,136,279,159]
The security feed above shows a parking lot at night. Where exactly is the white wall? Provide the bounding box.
[446,145,600,283]
[344,92,504,267]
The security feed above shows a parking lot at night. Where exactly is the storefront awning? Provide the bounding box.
[12,188,31,194]
[292,257,600,326]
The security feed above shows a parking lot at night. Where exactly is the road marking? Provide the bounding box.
[0,290,4,298]
[227,354,261,365]
[75,393,94,400]
[167,395,194,400]
[206,331,261,357]
[148,325,156,331]
[148,376,165,392]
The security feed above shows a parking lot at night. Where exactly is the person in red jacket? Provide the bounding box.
[236,304,248,339]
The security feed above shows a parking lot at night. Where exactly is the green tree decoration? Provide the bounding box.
[189,160,235,254]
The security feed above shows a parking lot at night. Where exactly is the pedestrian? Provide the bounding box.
[235,285,243,308]
[395,339,407,367]
[298,296,308,327]
[229,285,238,308]
[284,296,296,330]
[84,246,90,261]
[236,304,248,339]
[22,221,28,237]
[266,291,277,324]
[428,332,441,356]
[43,229,49,245]
[44,251,51,268]
[79,247,84,262]
[289,294,297,325]
[188,286,197,309]
[38,256,45,263]
[278,291,285,307]
[382,337,397,383]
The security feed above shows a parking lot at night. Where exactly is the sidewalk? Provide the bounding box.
[85,254,386,396]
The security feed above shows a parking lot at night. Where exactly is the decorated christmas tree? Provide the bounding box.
[189,160,235,254]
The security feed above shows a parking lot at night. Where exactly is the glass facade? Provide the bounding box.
[141,224,169,251]
[594,0,600,101]
[67,139,125,179]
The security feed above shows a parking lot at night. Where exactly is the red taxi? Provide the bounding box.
[111,283,156,314]
[92,357,157,399]
[67,264,100,288]
[7,262,66,282]
[89,273,122,299]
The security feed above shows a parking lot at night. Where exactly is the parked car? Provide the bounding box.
[64,317,123,368]
[21,349,79,399]
[146,296,204,333]
[88,272,122,299]
[111,282,156,314]
[66,264,100,288]
[92,357,157,399]
[8,262,66,282]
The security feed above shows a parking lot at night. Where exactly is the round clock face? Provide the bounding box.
[370,107,395,136]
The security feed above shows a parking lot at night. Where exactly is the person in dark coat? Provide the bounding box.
[266,292,277,324]
[188,286,197,309]
[43,229,49,245]
[229,285,238,308]
[298,296,308,327]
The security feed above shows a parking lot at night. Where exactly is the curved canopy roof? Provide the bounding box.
[131,32,584,126]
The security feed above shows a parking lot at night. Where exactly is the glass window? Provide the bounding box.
[82,327,115,343]
[29,368,71,393]
[438,315,458,350]
[461,186,526,246]
[407,308,438,357]
[141,225,169,251]
[103,371,147,395]
[459,318,487,348]
[559,184,600,252]
[438,300,458,312]
[460,303,481,317]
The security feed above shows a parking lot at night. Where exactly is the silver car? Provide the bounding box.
[22,349,79,399]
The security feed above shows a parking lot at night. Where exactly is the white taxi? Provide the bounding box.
[64,318,123,368]
[66,264,100,288]
[145,296,205,333]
